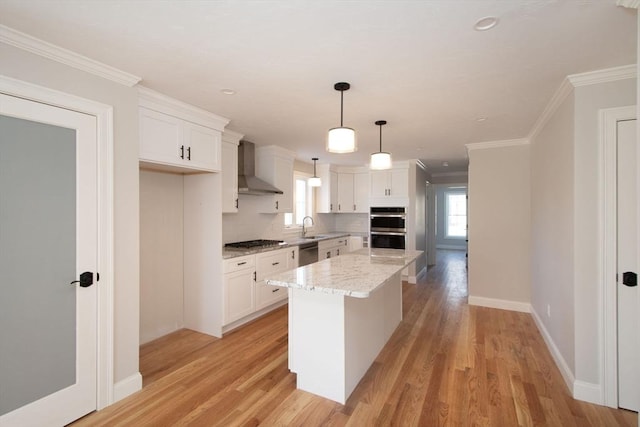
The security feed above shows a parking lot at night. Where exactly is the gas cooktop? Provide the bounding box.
[224,239,286,250]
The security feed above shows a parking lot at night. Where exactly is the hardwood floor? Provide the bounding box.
[73,250,637,426]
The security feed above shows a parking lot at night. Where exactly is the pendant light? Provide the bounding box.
[370,120,392,170]
[309,157,322,187]
[327,82,357,153]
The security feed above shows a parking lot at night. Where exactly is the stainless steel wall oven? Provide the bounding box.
[370,207,406,249]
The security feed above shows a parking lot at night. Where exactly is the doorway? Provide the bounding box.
[0,77,115,424]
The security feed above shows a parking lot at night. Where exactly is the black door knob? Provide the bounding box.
[622,271,637,287]
[70,271,94,288]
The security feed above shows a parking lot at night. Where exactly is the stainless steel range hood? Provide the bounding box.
[238,140,283,195]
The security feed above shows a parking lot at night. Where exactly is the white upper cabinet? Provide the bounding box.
[316,164,338,213]
[221,130,243,213]
[337,173,355,212]
[370,165,409,206]
[318,166,369,214]
[138,87,228,173]
[353,172,369,213]
[255,145,295,213]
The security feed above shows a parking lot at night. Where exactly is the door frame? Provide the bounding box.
[600,105,636,408]
[0,74,115,410]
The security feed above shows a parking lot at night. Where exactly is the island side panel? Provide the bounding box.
[344,271,403,399]
[383,272,403,341]
[290,288,348,403]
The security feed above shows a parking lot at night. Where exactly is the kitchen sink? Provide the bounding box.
[302,235,327,240]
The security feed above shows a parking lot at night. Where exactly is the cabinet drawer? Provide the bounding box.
[224,255,255,273]
[256,250,289,280]
[255,281,287,310]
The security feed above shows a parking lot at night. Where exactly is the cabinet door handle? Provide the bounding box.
[338,204,341,211]
[272,288,280,293]
[180,145,185,159]
[253,271,256,281]
[272,262,280,266]
[275,201,279,210]
[337,249,340,256]
[291,250,295,259]
[235,199,238,209]
[326,251,331,258]
[237,261,247,266]
[187,146,191,160]
[330,203,333,211]
[353,204,356,211]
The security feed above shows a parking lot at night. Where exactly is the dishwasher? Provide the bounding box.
[298,241,318,266]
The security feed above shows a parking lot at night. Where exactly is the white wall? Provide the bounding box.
[139,170,184,344]
[0,44,140,385]
[468,143,531,308]
[435,184,467,250]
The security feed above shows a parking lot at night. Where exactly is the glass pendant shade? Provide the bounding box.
[370,119,392,170]
[308,176,322,187]
[370,151,392,170]
[309,157,322,187]
[327,127,357,153]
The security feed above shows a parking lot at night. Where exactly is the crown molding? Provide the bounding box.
[466,138,529,152]
[138,85,230,131]
[527,64,637,141]
[222,129,244,145]
[0,24,141,87]
[528,78,574,141]
[567,64,636,87]
[616,0,640,8]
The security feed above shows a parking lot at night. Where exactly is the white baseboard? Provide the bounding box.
[573,380,603,405]
[436,244,466,250]
[530,308,580,400]
[409,267,427,284]
[113,372,142,403]
[468,296,531,313]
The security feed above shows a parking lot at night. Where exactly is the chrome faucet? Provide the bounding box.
[302,216,314,237]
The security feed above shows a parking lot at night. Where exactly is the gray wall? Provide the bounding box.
[139,170,184,344]
[530,93,576,376]
[531,77,636,387]
[412,163,429,276]
[468,144,531,305]
[0,43,140,385]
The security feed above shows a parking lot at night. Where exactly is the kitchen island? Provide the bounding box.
[266,248,423,404]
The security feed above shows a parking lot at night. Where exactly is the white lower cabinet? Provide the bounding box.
[255,249,290,310]
[318,237,350,260]
[223,246,299,327]
[223,255,256,324]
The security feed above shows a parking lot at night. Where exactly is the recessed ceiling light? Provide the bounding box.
[474,16,499,31]
[476,117,487,122]
[442,161,449,167]
[220,89,236,95]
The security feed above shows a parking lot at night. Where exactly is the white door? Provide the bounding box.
[0,94,98,426]
[617,118,638,412]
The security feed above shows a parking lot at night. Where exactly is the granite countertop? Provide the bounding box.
[222,232,351,259]
[265,248,423,298]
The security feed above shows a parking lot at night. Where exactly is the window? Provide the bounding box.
[445,192,467,238]
[284,173,313,227]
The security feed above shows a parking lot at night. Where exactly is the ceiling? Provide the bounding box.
[0,1,636,174]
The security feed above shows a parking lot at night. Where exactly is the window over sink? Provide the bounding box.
[284,172,314,228]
